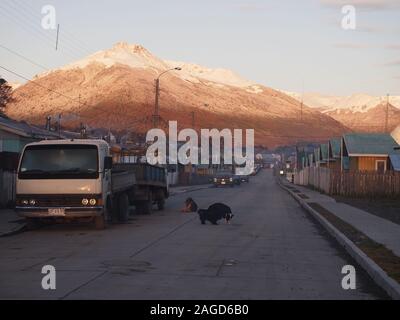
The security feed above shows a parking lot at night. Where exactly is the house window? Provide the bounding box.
[375,160,387,173]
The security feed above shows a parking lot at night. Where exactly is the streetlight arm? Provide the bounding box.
[157,67,182,80]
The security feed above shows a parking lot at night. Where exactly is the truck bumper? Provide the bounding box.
[15,206,103,219]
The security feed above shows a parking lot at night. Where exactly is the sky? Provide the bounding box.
[0,0,399,96]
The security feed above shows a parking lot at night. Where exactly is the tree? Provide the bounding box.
[0,78,13,114]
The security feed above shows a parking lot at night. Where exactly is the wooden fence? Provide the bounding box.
[294,167,400,197]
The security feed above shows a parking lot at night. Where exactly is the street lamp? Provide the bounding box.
[153,67,181,128]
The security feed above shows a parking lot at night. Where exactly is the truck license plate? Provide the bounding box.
[221,181,226,184]
[48,208,66,216]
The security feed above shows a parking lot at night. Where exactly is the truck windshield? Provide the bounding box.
[19,144,99,179]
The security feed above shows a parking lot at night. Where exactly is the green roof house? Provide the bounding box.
[341,133,400,173]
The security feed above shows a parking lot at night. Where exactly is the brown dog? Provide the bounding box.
[181,197,198,213]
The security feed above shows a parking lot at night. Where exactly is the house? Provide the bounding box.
[0,116,61,207]
[389,154,400,172]
[327,138,341,170]
[313,144,328,167]
[341,133,400,173]
[0,116,60,168]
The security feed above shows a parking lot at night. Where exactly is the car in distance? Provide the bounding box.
[213,173,235,187]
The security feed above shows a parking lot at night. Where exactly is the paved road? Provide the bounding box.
[0,170,387,299]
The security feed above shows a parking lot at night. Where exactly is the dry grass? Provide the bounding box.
[308,202,400,283]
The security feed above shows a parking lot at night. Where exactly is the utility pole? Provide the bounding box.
[152,67,181,129]
[58,114,62,138]
[153,78,160,128]
[385,94,389,133]
[300,99,303,122]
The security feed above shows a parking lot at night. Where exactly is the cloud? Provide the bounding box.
[386,45,400,50]
[333,43,369,49]
[384,59,400,66]
[320,0,400,10]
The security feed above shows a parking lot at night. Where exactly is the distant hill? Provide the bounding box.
[6,42,349,148]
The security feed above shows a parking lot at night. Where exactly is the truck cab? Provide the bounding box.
[15,139,114,228]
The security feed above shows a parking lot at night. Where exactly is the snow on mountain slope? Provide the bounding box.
[62,42,169,71]
[38,42,256,90]
[165,60,254,88]
[283,91,400,113]
[392,125,400,144]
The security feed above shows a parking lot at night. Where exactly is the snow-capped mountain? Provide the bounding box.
[392,125,400,144]
[7,42,348,147]
[284,91,400,113]
[284,91,400,133]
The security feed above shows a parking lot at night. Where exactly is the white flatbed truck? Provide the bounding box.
[15,139,168,229]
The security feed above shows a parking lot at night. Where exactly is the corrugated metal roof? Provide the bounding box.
[329,138,341,158]
[0,116,60,139]
[343,133,400,156]
[389,154,400,171]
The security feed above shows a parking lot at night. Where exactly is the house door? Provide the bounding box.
[375,160,386,173]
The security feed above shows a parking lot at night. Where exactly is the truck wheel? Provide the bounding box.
[157,198,165,210]
[94,215,106,230]
[118,193,130,222]
[142,200,153,214]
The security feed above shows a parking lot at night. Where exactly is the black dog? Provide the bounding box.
[198,203,234,225]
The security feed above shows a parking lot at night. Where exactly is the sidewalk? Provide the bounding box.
[169,184,211,196]
[0,209,25,237]
[280,179,400,257]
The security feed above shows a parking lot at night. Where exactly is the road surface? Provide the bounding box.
[0,170,387,299]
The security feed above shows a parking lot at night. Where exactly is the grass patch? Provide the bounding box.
[308,202,400,284]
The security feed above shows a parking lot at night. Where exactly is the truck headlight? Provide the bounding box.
[89,199,97,206]
[29,199,36,206]
[82,198,89,206]
[22,199,29,205]
[214,178,217,182]
[229,178,233,182]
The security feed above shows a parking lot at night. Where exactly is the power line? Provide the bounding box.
[0,44,48,71]
[0,3,85,61]
[15,0,94,55]
[5,0,93,57]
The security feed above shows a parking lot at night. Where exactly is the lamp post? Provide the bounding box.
[153,67,181,128]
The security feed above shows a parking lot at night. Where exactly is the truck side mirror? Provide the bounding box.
[104,156,113,170]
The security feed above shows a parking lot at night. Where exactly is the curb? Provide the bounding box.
[277,178,400,300]
[0,223,26,238]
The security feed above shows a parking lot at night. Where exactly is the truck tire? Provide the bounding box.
[142,200,153,214]
[118,193,130,222]
[157,198,165,210]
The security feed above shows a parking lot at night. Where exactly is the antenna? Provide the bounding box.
[55,24,60,50]
[385,94,389,133]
